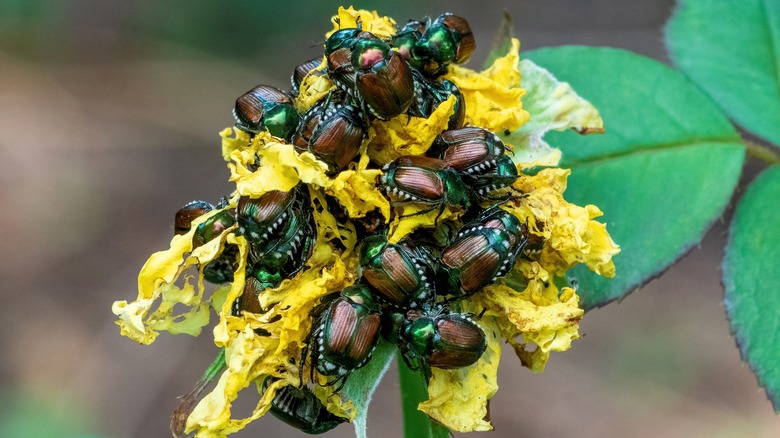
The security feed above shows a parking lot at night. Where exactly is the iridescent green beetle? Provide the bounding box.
[379,155,470,218]
[306,284,382,387]
[359,234,436,308]
[247,202,315,277]
[409,69,465,130]
[293,92,367,173]
[439,225,522,298]
[414,13,475,76]
[397,306,487,370]
[174,200,214,235]
[237,189,298,242]
[391,19,426,70]
[233,85,300,140]
[173,201,238,284]
[351,35,415,120]
[264,380,348,434]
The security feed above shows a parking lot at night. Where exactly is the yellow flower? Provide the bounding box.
[113,7,620,437]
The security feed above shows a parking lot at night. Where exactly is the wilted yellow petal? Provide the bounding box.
[445,39,529,133]
[386,204,463,244]
[229,134,331,197]
[328,168,391,221]
[294,62,334,113]
[476,282,583,372]
[113,207,237,344]
[503,59,604,168]
[221,128,252,162]
[328,7,396,39]
[419,313,501,432]
[367,95,456,165]
[503,168,619,277]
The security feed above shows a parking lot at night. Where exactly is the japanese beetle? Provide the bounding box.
[467,155,520,199]
[233,85,300,140]
[462,206,528,249]
[192,209,236,248]
[427,127,507,175]
[232,269,283,316]
[264,379,348,434]
[247,202,315,278]
[391,20,426,70]
[379,155,470,217]
[306,284,382,384]
[358,234,435,308]
[409,70,465,130]
[439,226,521,297]
[324,28,365,92]
[352,37,415,120]
[293,93,367,172]
[237,189,298,242]
[414,13,475,77]
[398,307,486,370]
[290,58,324,97]
[174,200,214,235]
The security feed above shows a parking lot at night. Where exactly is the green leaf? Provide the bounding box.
[341,339,396,438]
[525,47,745,309]
[666,0,780,146]
[398,354,449,438]
[483,10,514,69]
[723,165,780,412]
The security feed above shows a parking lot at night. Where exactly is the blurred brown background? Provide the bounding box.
[1,0,778,437]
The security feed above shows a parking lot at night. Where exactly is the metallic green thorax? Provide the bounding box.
[262,102,300,140]
[399,310,487,370]
[193,210,235,247]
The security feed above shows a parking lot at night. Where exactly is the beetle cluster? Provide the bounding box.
[172,12,541,434]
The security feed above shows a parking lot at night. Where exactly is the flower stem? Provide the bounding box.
[744,139,780,165]
[398,352,449,438]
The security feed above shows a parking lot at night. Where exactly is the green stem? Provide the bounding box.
[398,352,449,438]
[744,139,780,165]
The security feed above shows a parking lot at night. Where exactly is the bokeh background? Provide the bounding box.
[1,1,778,437]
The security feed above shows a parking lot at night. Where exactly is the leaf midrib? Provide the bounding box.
[563,138,743,167]
[761,0,780,98]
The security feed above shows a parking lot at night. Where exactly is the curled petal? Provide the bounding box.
[112,207,237,344]
[367,96,456,165]
[504,59,604,168]
[445,39,529,133]
[328,7,396,39]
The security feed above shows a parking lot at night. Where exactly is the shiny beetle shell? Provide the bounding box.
[468,155,520,198]
[233,85,300,139]
[413,13,475,76]
[440,226,519,296]
[391,20,426,69]
[379,155,470,211]
[353,38,415,120]
[265,381,347,434]
[237,190,297,242]
[293,96,366,172]
[359,234,434,308]
[428,127,507,174]
[409,70,465,130]
[324,28,366,92]
[290,58,323,97]
[400,310,486,369]
[174,200,214,235]
[310,284,382,377]
[192,209,236,248]
[247,203,315,277]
